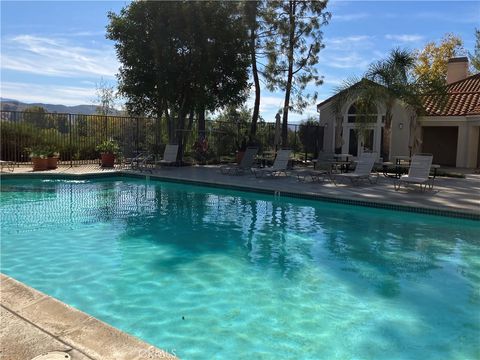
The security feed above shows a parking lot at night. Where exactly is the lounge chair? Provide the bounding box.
[253,149,292,178]
[0,160,14,172]
[394,154,434,191]
[138,145,179,172]
[296,151,335,182]
[312,151,335,171]
[332,152,378,186]
[220,147,258,175]
[123,151,148,170]
[155,144,179,167]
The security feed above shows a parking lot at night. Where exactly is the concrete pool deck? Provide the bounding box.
[2,163,479,218]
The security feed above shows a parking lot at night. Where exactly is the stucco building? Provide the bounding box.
[317,57,480,168]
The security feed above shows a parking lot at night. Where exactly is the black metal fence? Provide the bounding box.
[0,110,323,165]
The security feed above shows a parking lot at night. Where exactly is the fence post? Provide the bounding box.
[69,114,73,167]
[136,117,139,154]
[294,125,297,156]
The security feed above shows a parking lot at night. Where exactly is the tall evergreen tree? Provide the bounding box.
[469,28,480,73]
[244,1,262,138]
[263,1,330,146]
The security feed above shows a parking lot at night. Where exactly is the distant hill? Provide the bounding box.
[0,98,121,115]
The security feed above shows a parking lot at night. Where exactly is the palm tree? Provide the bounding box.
[365,48,415,160]
[333,48,446,160]
[331,77,388,156]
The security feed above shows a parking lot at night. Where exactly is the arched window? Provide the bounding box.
[347,101,378,123]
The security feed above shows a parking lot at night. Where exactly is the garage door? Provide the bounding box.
[422,127,458,166]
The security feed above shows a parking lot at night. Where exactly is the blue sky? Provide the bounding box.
[1,0,479,123]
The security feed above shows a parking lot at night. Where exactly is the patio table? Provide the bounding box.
[332,154,353,173]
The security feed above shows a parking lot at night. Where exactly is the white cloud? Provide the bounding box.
[322,76,344,87]
[245,94,284,117]
[332,13,370,22]
[1,35,119,78]
[1,82,96,106]
[385,34,424,43]
[323,53,371,69]
[326,35,375,52]
[328,35,373,44]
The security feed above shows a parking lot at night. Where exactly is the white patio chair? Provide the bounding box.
[156,144,179,167]
[220,147,259,175]
[333,152,378,186]
[253,149,292,178]
[394,154,434,191]
[0,160,15,172]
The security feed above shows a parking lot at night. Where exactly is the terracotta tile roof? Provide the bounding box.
[423,73,480,117]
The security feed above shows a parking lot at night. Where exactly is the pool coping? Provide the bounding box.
[0,273,178,360]
[2,170,479,220]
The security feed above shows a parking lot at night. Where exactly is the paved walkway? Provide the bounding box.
[2,164,479,218]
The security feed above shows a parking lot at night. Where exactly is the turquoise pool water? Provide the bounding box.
[1,177,479,359]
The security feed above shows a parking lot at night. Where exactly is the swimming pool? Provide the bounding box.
[1,177,479,359]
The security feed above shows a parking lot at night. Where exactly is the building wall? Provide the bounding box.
[318,99,411,159]
[318,103,336,152]
[422,127,458,166]
[319,97,480,168]
[419,116,480,168]
[389,102,411,158]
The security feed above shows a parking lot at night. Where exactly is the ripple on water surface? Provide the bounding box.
[1,178,479,360]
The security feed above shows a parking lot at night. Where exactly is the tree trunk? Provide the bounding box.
[248,3,260,138]
[409,112,421,156]
[197,106,206,140]
[187,109,195,131]
[155,107,164,150]
[164,99,174,143]
[281,0,296,147]
[176,98,188,162]
[334,115,343,153]
[382,111,392,161]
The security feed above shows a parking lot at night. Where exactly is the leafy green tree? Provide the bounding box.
[243,0,273,139]
[107,1,250,158]
[469,28,480,73]
[414,33,465,83]
[263,0,330,146]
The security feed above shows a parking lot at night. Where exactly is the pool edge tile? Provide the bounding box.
[0,273,178,360]
[19,296,93,337]
[0,276,47,312]
[2,170,479,220]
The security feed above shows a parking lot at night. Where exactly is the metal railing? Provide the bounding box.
[0,110,323,165]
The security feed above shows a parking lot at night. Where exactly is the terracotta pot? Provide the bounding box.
[32,157,48,171]
[101,153,115,168]
[47,157,59,169]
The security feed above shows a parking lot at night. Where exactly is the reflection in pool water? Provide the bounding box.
[1,177,479,359]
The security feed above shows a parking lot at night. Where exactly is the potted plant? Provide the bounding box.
[28,146,49,171]
[46,147,60,170]
[96,139,120,168]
